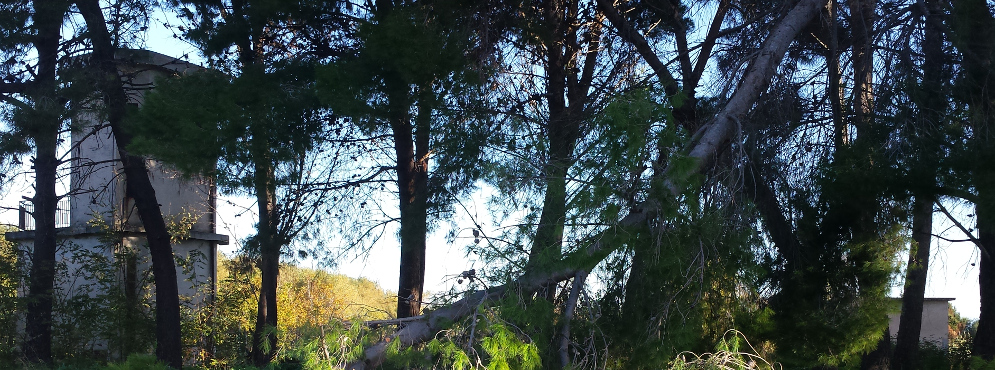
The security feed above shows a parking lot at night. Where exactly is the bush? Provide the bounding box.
[105,354,170,370]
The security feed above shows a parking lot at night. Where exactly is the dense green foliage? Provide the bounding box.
[129,66,324,192]
[0,225,22,363]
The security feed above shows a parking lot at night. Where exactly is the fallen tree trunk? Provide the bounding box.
[346,0,827,367]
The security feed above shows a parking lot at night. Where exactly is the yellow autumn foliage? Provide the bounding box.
[276,264,394,327]
[208,254,395,360]
[215,256,395,321]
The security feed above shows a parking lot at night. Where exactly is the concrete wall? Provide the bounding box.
[11,233,216,301]
[8,231,218,357]
[9,49,229,357]
[8,49,226,360]
[888,299,952,348]
[59,48,227,301]
[70,49,213,234]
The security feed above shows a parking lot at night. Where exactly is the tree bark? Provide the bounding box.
[741,154,805,272]
[818,0,877,278]
[893,1,944,364]
[117,137,185,370]
[22,0,65,363]
[859,326,891,370]
[826,0,845,147]
[22,92,58,365]
[220,2,285,363]
[977,207,995,359]
[251,155,280,366]
[523,1,600,307]
[949,0,995,359]
[394,92,430,318]
[557,271,588,369]
[75,0,184,366]
[849,0,875,132]
[526,2,578,300]
[367,1,434,321]
[893,197,933,369]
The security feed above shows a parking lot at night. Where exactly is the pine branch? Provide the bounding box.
[345,0,828,366]
[0,81,31,94]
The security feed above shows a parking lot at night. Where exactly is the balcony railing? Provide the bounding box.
[18,198,71,230]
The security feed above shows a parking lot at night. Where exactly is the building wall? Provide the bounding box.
[7,49,227,359]
[888,299,952,348]
[60,48,226,301]
[9,233,217,358]
[14,234,215,300]
[70,49,213,234]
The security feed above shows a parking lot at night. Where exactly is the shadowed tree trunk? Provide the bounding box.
[846,0,892,366]
[741,155,805,272]
[525,0,587,302]
[826,0,845,147]
[76,0,184,366]
[22,0,66,363]
[860,326,891,370]
[949,0,995,359]
[978,209,995,359]
[893,0,944,365]
[850,0,875,133]
[23,97,58,365]
[893,197,933,369]
[206,3,286,362]
[251,152,280,365]
[363,1,435,320]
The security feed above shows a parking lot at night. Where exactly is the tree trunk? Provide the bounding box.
[893,1,944,364]
[529,165,568,276]
[524,0,599,306]
[23,108,58,365]
[826,0,845,147]
[848,0,877,235]
[815,0,877,247]
[619,242,667,339]
[394,94,430,319]
[251,141,280,366]
[849,0,875,132]
[742,155,805,272]
[977,206,995,359]
[557,271,588,369]
[22,0,64,363]
[368,0,432,321]
[123,249,140,356]
[527,49,573,301]
[120,143,185,370]
[859,326,891,370]
[949,0,995,359]
[893,197,933,369]
[75,1,185,367]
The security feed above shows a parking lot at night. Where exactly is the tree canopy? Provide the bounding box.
[1,0,993,368]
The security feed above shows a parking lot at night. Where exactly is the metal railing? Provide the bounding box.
[18,198,71,230]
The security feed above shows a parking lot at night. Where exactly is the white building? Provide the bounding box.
[6,49,228,355]
[888,297,954,349]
